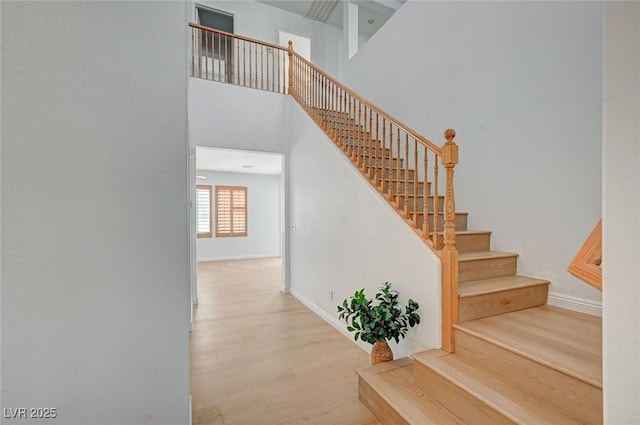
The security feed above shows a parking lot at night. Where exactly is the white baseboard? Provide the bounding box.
[547,292,602,317]
[290,288,370,354]
[197,253,280,262]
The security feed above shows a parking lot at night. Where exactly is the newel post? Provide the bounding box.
[287,40,293,96]
[441,128,459,353]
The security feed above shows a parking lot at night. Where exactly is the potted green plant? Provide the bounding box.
[337,282,420,365]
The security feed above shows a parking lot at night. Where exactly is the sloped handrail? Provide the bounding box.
[287,44,460,352]
[287,46,442,155]
[568,220,602,290]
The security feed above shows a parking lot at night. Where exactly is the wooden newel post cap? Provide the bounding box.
[444,128,456,142]
[442,128,458,166]
[288,40,293,53]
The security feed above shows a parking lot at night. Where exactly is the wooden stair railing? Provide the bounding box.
[287,43,460,352]
[568,220,602,290]
[187,23,461,352]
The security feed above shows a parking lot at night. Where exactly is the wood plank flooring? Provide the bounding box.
[191,258,381,425]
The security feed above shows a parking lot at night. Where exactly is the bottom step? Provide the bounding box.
[357,358,465,425]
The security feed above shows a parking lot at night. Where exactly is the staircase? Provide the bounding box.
[308,107,603,425]
[188,24,603,424]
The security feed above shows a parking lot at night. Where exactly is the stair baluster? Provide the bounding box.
[413,139,419,228]
[404,134,410,217]
[394,128,401,202]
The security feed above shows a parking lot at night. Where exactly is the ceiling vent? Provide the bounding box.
[305,0,339,23]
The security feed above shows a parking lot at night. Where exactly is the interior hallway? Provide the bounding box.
[190,258,381,425]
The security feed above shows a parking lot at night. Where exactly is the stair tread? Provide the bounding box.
[458,251,519,261]
[454,305,602,388]
[459,275,550,297]
[357,358,466,425]
[413,349,587,425]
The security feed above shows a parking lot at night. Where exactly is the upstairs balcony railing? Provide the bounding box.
[189,23,460,353]
[190,23,289,94]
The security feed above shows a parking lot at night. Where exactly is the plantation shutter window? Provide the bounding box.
[196,185,213,238]
[216,186,247,237]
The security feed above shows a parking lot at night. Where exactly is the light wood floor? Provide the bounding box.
[191,258,381,425]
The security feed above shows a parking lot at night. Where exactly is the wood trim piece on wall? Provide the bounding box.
[196,185,213,238]
[568,220,602,291]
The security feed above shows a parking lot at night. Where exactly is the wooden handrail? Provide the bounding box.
[568,220,602,290]
[189,23,288,53]
[289,51,442,156]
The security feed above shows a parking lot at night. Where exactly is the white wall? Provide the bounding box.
[346,1,603,307]
[602,2,640,423]
[196,170,281,261]
[191,0,344,80]
[288,99,441,358]
[189,77,289,153]
[1,2,190,424]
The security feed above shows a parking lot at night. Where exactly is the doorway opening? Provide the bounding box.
[190,147,286,316]
[196,6,234,82]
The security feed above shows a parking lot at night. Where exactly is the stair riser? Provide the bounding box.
[329,129,368,139]
[343,139,400,150]
[413,361,516,425]
[459,256,518,283]
[359,157,404,168]
[390,182,428,197]
[365,177,430,194]
[454,329,603,424]
[349,146,390,156]
[313,110,351,118]
[317,115,356,122]
[358,378,410,425]
[416,213,468,232]
[458,284,548,321]
[378,168,415,180]
[332,128,369,137]
[395,195,444,213]
[328,125,364,135]
[434,233,491,253]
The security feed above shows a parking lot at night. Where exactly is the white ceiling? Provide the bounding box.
[196,147,283,176]
[255,0,406,38]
